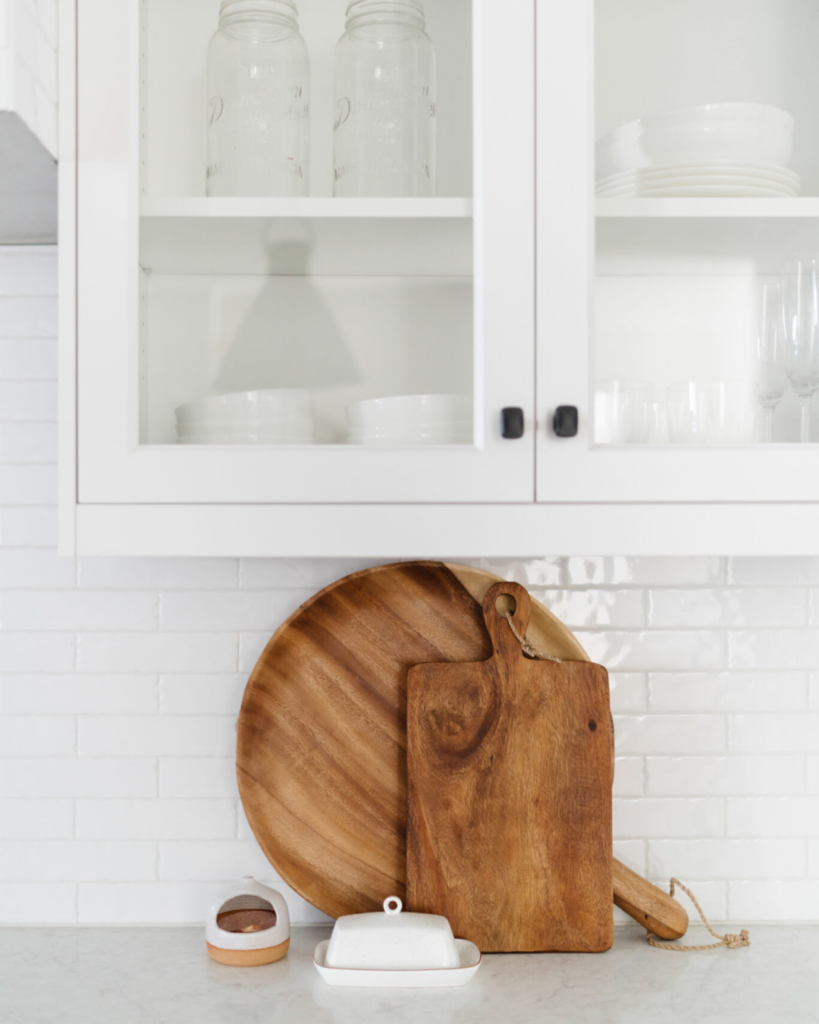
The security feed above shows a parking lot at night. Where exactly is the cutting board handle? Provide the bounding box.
[483,581,532,657]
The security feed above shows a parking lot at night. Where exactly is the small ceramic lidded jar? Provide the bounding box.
[207,0,310,197]
[333,0,437,197]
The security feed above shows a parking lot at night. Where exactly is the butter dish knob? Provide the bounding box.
[383,896,403,916]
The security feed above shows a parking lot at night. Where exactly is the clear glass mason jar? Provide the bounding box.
[333,0,437,197]
[207,0,310,197]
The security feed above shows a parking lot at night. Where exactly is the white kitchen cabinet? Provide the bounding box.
[60,0,819,557]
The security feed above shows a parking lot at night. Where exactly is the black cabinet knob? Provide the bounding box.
[501,407,525,440]
[553,406,579,438]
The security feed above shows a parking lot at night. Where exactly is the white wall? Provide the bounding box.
[2,247,819,925]
[0,0,57,156]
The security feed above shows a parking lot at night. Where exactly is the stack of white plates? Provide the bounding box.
[346,394,473,446]
[175,389,316,445]
[596,104,799,198]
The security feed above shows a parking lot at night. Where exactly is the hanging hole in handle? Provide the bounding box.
[383,897,403,915]
[495,593,517,617]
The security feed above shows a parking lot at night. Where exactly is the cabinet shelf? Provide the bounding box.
[140,197,474,220]
[596,198,819,219]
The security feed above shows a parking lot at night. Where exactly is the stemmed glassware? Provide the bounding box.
[754,282,788,442]
[780,256,819,443]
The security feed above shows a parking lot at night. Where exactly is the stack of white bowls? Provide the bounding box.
[346,394,472,445]
[175,389,316,445]
[596,103,799,198]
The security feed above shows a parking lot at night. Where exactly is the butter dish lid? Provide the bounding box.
[324,897,461,970]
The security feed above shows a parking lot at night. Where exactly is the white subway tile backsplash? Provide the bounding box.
[238,632,272,673]
[239,557,381,590]
[576,631,725,672]
[78,558,237,590]
[650,673,807,713]
[0,549,76,588]
[78,882,219,925]
[0,423,57,463]
[648,757,805,796]
[0,338,57,378]
[159,590,312,633]
[648,839,806,880]
[0,464,56,504]
[0,252,56,295]
[728,630,819,670]
[0,381,56,421]
[809,758,819,794]
[729,716,819,754]
[729,881,819,920]
[0,506,58,546]
[467,557,563,588]
[76,800,236,840]
[728,557,819,586]
[811,674,819,711]
[1,591,157,631]
[0,758,156,798]
[566,557,724,587]
[159,758,238,799]
[613,799,724,838]
[648,589,807,629]
[78,716,235,758]
[0,841,156,881]
[0,882,77,923]
[608,674,647,713]
[537,590,644,629]
[613,757,644,796]
[77,633,237,674]
[614,716,725,755]
[0,715,74,755]
[0,631,74,671]
[159,675,246,715]
[810,842,819,876]
[613,839,646,875]
[728,799,819,837]
[159,841,272,881]
[0,799,73,838]
[0,296,56,336]
[0,675,158,714]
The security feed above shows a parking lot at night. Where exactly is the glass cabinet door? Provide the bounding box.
[538,0,819,503]
[76,0,535,504]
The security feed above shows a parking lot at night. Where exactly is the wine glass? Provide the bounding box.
[754,282,788,443]
[780,256,819,443]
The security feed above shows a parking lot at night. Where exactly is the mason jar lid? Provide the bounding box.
[346,0,425,21]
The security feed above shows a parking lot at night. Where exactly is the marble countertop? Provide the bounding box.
[1,924,816,1024]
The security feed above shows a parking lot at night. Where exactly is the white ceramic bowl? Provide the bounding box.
[178,434,316,445]
[596,104,794,181]
[348,428,473,445]
[175,390,313,426]
[347,395,473,429]
[176,419,315,439]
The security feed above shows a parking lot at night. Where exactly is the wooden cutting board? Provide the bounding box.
[407,582,613,953]
[237,561,587,919]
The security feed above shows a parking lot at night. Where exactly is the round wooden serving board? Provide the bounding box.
[237,561,588,921]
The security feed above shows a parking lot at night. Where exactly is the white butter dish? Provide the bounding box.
[313,897,482,988]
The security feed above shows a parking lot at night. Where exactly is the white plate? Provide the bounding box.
[599,175,797,194]
[313,938,481,988]
[598,162,800,188]
[600,185,797,198]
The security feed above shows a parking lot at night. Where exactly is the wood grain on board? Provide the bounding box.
[407,582,614,952]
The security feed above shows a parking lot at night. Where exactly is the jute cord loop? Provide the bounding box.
[503,614,751,954]
[646,879,750,952]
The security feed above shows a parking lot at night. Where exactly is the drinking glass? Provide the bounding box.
[754,282,788,442]
[780,256,819,442]
[594,381,653,444]
[666,383,708,444]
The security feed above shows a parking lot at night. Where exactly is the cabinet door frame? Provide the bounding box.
[536,0,819,504]
[73,0,537,506]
